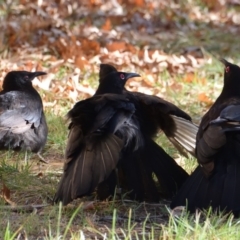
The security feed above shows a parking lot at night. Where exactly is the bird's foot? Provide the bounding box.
[37,152,49,164]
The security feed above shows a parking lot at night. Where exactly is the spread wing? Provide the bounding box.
[124,91,198,156]
[54,94,141,205]
[171,103,240,213]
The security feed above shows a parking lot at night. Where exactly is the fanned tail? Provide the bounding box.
[119,148,160,201]
[171,146,240,216]
[143,139,189,197]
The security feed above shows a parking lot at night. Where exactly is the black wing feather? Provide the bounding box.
[54,94,139,205]
[0,90,47,152]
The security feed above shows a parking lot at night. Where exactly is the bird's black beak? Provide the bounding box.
[33,72,47,77]
[125,72,141,80]
[28,71,47,81]
[220,58,230,66]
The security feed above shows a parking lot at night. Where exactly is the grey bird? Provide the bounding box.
[0,71,48,162]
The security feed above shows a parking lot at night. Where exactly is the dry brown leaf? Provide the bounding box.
[201,0,223,10]
[81,39,101,56]
[134,0,145,7]
[1,183,16,206]
[170,82,183,91]
[82,201,95,211]
[183,73,195,83]
[36,172,44,178]
[198,93,213,105]
[106,41,127,52]
[75,56,88,70]
[183,73,207,85]
[2,183,10,201]
[90,0,102,7]
[102,18,112,31]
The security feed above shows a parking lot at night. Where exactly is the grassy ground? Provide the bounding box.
[1,0,240,239]
[0,65,236,239]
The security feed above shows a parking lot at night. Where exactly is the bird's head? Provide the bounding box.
[220,58,240,84]
[2,71,46,91]
[97,64,140,94]
[219,58,240,97]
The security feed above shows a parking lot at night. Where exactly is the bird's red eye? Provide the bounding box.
[226,66,230,73]
[120,73,125,80]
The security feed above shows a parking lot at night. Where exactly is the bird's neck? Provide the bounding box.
[95,83,123,95]
[23,86,40,96]
[220,85,240,99]
[5,85,42,100]
[213,89,240,110]
[3,82,33,92]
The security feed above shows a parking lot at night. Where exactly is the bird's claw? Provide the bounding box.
[37,152,49,164]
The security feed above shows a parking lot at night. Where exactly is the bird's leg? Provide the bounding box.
[115,168,122,194]
[37,152,49,164]
[24,151,28,165]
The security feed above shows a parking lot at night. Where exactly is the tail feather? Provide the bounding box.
[96,149,160,202]
[138,158,160,202]
[171,164,228,212]
[171,152,240,216]
[97,138,189,202]
[122,139,189,200]
[119,151,149,201]
[221,148,240,214]
[97,170,118,200]
[143,139,189,197]
[171,166,207,211]
[54,134,123,205]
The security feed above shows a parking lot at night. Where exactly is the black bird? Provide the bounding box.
[54,71,142,205]
[96,64,198,202]
[171,59,240,216]
[0,71,48,162]
[54,64,197,205]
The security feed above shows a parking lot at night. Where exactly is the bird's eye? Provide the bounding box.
[120,73,125,80]
[24,75,29,80]
[226,66,230,73]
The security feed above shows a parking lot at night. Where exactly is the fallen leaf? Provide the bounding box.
[2,183,10,201]
[102,18,112,31]
[134,0,144,7]
[170,206,186,217]
[198,93,213,105]
[1,183,16,206]
[75,56,88,70]
[183,73,195,83]
[82,201,95,210]
[106,41,127,52]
